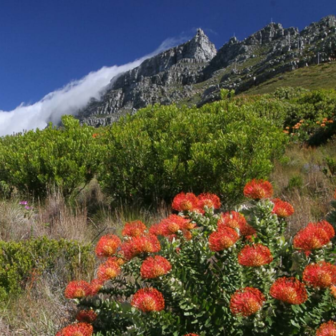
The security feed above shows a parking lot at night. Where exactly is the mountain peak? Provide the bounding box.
[182,28,217,62]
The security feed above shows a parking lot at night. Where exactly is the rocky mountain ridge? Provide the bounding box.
[78,15,336,127]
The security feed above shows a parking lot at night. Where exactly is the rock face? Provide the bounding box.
[78,15,336,127]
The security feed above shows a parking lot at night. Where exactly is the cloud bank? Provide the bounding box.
[0,37,186,136]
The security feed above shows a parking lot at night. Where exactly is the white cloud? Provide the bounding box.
[0,37,187,136]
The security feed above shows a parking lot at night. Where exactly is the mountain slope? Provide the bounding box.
[78,15,336,126]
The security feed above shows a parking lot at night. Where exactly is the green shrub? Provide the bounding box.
[0,116,103,197]
[0,237,94,300]
[100,101,286,205]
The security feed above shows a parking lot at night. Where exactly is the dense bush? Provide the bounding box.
[0,116,103,197]
[59,181,336,336]
[0,237,94,300]
[99,101,286,205]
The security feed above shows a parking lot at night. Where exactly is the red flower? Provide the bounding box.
[243,179,273,200]
[209,227,239,252]
[76,310,97,323]
[243,224,257,239]
[140,256,172,279]
[95,234,121,257]
[120,235,161,260]
[149,223,164,236]
[64,281,91,299]
[334,189,336,199]
[303,261,336,288]
[230,287,265,316]
[238,244,273,267]
[89,278,104,296]
[131,288,165,312]
[184,334,199,336]
[217,211,254,237]
[97,259,121,281]
[172,192,198,211]
[330,285,336,298]
[198,193,221,209]
[293,221,335,254]
[122,220,147,237]
[56,323,93,336]
[316,321,336,336]
[160,215,191,235]
[272,198,294,217]
[269,277,307,305]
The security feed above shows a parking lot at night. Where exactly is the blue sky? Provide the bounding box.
[0,0,335,112]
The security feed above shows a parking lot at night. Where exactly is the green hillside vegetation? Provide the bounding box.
[245,62,336,95]
[1,88,336,334]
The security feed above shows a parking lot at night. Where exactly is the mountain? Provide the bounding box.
[78,15,336,127]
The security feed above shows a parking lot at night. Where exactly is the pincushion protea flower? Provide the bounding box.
[293,221,335,255]
[272,198,294,217]
[149,223,164,236]
[238,244,273,267]
[230,287,265,316]
[56,323,93,336]
[120,235,161,260]
[140,256,172,279]
[172,192,198,211]
[217,211,255,237]
[131,288,165,312]
[89,278,104,296]
[97,258,121,281]
[209,227,239,252]
[303,261,336,288]
[330,285,336,298]
[243,179,273,200]
[64,280,91,299]
[160,215,191,235]
[122,220,147,237]
[76,310,97,323]
[95,234,121,257]
[269,277,307,305]
[316,321,336,336]
[197,193,221,209]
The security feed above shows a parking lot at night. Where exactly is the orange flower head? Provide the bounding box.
[269,277,307,305]
[131,288,165,312]
[122,220,147,237]
[209,227,239,252]
[230,287,265,316]
[76,310,97,323]
[149,223,164,236]
[334,188,336,199]
[56,323,93,336]
[97,259,121,281]
[197,193,221,210]
[243,179,273,200]
[89,278,104,296]
[293,221,334,254]
[217,211,247,233]
[303,261,336,288]
[330,285,336,298]
[329,120,334,123]
[238,244,273,267]
[272,198,294,217]
[321,124,326,127]
[242,224,257,238]
[316,321,336,336]
[95,234,121,257]
[64,281,91,299]
[140,256,172,279]
[160,215,191,236]
[184,334,199,336]
[172,192,198,211]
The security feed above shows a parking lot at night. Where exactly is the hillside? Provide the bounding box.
[245,61,336,95]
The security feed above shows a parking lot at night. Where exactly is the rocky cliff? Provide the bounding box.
[78,15,336,127]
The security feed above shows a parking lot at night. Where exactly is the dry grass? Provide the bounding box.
[271,143,336,235]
